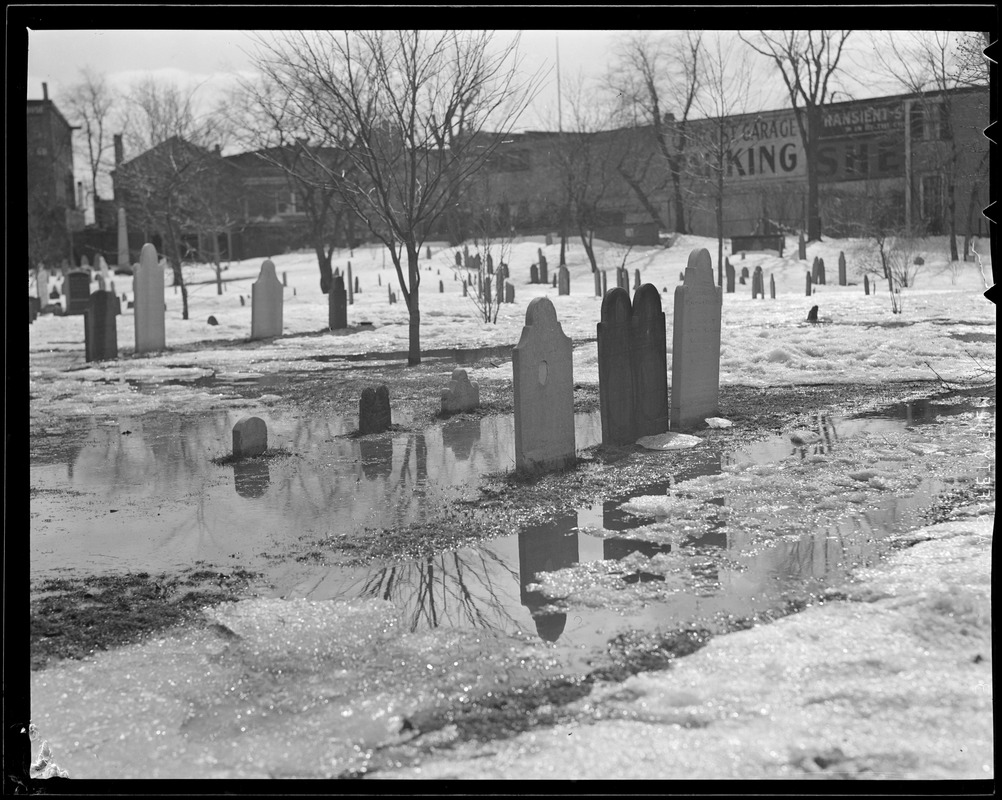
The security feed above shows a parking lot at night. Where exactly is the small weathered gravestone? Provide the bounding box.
[811,257,820,283]
[359,385,392,434]
[838,251,847,286]
[207,316,219,325]
[864,274,870,295]
[807,305,819,323]
[671,248,722,432]
[347,262,354,304]
[558,265,570,296]
[512,297,575,473]
[552,275,557,288]
[84,290,119,362]
[725,259,735,293]
[329,275,348,329]
[545,233,553,246]
[798,230,807,260]
[232,416,268,458]
[134,243,166,354]
[752,266,764,299]
[504,280,515,304]
[770,273,776,299]
[741,266,749,280]
[251,259,284,340]
[65,270,92,315]
[806,271,813,296]
[530,264,539,284]
[441,368,480,414]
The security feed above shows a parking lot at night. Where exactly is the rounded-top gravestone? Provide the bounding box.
[233,416,268,458]
[359,385,392,434]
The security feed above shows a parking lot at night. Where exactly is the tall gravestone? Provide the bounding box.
[864,274,870,295]
[552,275,557,288]
[558,265,570,296]
[463,244,470,269]
[538,250,548,284]
[752,266,764,299]
[616,267,629,291]
[769,273,776,299]
[597,289,635,446]
[838,251,847,286]
[359,385,392,434]
[65,271,91,315]
[512,297,575,473]
[134,243,166,354]
[455,251,462,267]
[634,269,641,291]
[817,258,826,285]
[251,259,284,340]
[725,259,735,293]
[504,281,515,304]
[36,266,50,310]
[630,285,668,440]
[117,207,129,269]
[806,271,813,296]
[347,262,354,304]
[84,290,119,362]
[330,275,348,329]
[96,254,110,290]
[671,249,722,431]
[601,270,608,296]
[487,253,494,274]
[798,230,807,260]
[811,257,820,284]
[530,264,539,284]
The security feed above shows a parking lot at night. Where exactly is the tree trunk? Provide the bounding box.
[578,226,598,272]
[669,156,687,234]
[716,140,725,288]
[406,242,421,365]
[164,217,189,320]
[805,107,822,241]
[617,167,666,230]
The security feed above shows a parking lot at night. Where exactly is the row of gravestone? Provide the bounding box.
[231,249,720,480]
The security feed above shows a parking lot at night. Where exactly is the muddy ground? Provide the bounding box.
[28,354,992,676]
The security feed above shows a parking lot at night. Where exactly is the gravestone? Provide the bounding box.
[545,233,553,246]
[597,288,635,446]
[462,282,467,297]
[387,285,395,305]
[538,250,548,284]
[427,246,432,260]
[207,316,219,325]
[752,266,764,299]
[601,270,608,296]
[594,270,602,297]
[817,258,826,285]
[634,269,641,291]
[232,416,268,458]
[134,243,166,354]
[359,385,392,434]
[347,263,354,304]
[439,280,444,293]
[65,271,91,315]
[798,230,807,260]
[496,269,504,298]
[504,280,515,304]
[807,305,819,323]
[838,251,847,286]
[84,290,119,362]
[282,272,287,287]
[769,273,776,299]
[441,368,480,414]
[512,297,575,473]
[29,296,40,323]
[251,259,284,340]
[484,278,492,305]
[36,266,50,309]
[552,275,557,288]
[725,259,735,293]
[811,257,820,283]
[806,271,813,296]
[329,275,348,329]
[355,276,361,294]
[530,264,539,284]
[864,274,870,295]
[472,253,482,271]
[671,248,722,432]
[487,253,494,274]
[463,244,470,268]
[558,265,570,296]
[630,285,669,439]
[741,266,749,280]
[679,272,684,283]
[96,254,110,286]
[455,251,462,267]
[617,267,629,291]
[240,295,245,306]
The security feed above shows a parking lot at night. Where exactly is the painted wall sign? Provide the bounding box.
[820,101,905,139]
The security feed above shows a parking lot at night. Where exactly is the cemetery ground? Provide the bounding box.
[26,235,994,781]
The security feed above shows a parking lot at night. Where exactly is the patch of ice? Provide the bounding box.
[705,418,733,429]
[636,432,702,450]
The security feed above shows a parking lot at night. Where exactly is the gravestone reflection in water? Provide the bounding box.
[671,248,722,431]
[359,437,394,480]
[442,416,482,461]
[512,297,575,473]
[233,460,271,499]
[518,513,579,641]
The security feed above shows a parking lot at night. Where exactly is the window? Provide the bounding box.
[909,103,925,139]
[936,101,952,140]
[276,190,302,216]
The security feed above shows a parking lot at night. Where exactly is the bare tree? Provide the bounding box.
[226,76,359,294]
[740,30,853,242]
[115,76,236,320]
[688,32,756,286]
[251,30,543,365]
[606,31,703,235]
[59,66,125,213]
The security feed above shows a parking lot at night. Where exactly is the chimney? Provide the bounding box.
[42,82,48,101]
[114,134,124,165]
